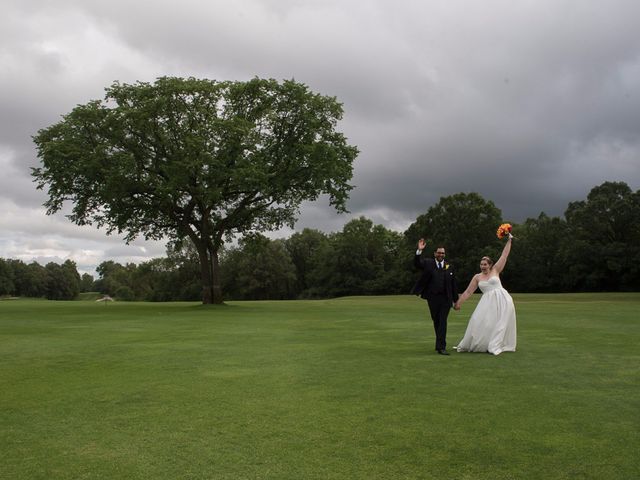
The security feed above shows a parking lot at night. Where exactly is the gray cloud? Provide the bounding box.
[1,0,639,274]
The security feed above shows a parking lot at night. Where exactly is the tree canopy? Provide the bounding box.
[32,77,358,303]
[563,181,640,290]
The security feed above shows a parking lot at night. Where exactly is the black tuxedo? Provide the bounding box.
[412,254,459,351]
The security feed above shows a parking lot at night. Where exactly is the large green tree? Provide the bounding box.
[224,234,297,300]
[13,261,48,298]
[305,217,409,297]
[284,228,329,296]
[0,259,15,296]
[32,77,358,304]
[506,213,568,292]
[562,181,640,290]
[44,260,80,300]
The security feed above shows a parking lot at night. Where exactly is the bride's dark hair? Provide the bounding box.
[481,256,494,266]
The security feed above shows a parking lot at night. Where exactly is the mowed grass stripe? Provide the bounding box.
[1,294,638,479]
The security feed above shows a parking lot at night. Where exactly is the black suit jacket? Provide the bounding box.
[411,254,459,304]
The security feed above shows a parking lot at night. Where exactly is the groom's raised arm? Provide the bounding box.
[414,238,427,269]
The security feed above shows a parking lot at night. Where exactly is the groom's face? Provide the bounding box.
[434,248,445,261]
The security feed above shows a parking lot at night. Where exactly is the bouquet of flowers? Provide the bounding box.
[496,223,513,239]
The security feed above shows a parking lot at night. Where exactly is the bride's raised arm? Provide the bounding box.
[492,235,513,275]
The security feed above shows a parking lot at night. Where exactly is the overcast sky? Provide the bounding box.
[1,0,639,275]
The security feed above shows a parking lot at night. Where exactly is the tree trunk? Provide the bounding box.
[210,248,224,304]
[196,242,215,304]
[191,231,224,305]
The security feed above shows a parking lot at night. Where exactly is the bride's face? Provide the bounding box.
[480,260,491,273]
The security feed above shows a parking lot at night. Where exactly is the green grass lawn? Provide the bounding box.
[1,294,638,479]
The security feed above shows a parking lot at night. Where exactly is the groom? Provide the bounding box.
[412,238,459,355]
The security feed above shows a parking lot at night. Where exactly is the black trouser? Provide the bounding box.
[427,294,450,351]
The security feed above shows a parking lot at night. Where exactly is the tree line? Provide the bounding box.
[1,181,638,301]
[0,259,91,300]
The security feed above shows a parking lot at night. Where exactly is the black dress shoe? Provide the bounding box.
[437,349,450,355]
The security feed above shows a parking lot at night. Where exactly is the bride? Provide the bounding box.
[453,234,516,355]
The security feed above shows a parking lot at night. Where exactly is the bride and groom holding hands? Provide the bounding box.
[412,231,516,356]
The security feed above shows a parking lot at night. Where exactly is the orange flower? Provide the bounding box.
[497,223,512,239]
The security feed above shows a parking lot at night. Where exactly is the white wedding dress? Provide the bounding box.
[455,276,516,355]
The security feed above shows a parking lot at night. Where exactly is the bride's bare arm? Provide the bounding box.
[492,236,513,275]
[454,274,480,309]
